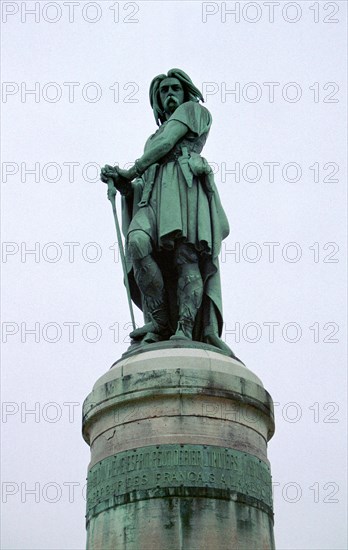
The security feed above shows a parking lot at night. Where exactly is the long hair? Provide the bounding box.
[149,68,204,126]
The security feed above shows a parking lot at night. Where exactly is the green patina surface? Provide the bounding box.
[100,69,237,359]
[87,444,273,515]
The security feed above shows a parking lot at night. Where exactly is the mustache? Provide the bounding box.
[165,95,179,105]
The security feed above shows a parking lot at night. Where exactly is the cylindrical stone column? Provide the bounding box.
[82,346,275,549]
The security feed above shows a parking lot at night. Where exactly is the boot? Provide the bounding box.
[170,318,195,341]
[131,255,172,342]
[130,304,171,341]
[170,267,203,341]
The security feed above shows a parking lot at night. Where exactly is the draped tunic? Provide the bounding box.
[121,101,232,355]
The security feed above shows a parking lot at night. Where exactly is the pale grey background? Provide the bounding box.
[1,1,347,549]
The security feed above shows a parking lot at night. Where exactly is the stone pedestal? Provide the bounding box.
[82,345,275,549]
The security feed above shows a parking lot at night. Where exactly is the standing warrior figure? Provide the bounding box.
[101,69,233,356]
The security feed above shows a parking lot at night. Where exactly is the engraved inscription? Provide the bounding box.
[87,444,272,512]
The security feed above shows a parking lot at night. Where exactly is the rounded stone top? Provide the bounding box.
[92,344,263,390]
[83,344,275,447]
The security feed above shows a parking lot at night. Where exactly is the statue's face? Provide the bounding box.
[159,77,185,117]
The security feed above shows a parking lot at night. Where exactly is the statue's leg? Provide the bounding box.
[128,230,170,340]
[171,243,203,341]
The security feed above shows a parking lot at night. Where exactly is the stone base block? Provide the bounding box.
[82,346,275,549]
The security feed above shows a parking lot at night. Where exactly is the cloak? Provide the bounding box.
[121,101,232,355]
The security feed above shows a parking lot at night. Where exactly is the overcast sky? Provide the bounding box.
[1,1,347,549]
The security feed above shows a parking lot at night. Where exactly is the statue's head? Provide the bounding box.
[150,69,204,126]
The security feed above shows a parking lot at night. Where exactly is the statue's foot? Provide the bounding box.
[170,329,191,341]
[141,332,162,344]
[170,320,193,341]
[130,322,154,341]
[130,322,172,343]
[130,305,172,342]
[129,330,169,348]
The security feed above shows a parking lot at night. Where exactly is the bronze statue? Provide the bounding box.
[101,69,234,357]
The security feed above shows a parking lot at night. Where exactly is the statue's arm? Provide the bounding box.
[100,120,188,192]
[119,121,188,181]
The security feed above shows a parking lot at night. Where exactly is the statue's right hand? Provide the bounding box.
[100,164,116,183]
[101,164,131,197]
